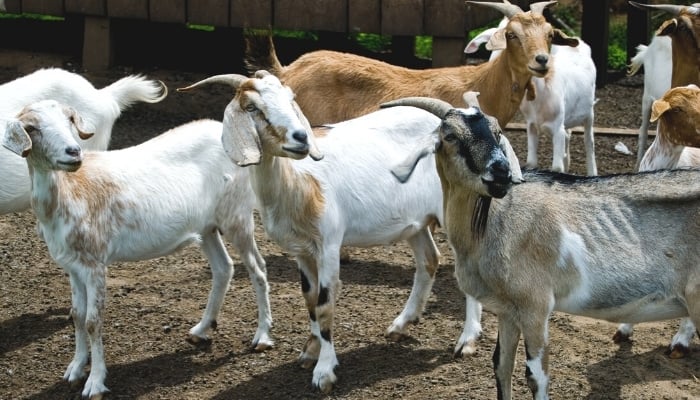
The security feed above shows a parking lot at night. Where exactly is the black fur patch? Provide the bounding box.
[317,285,329,306]
[300,271,311,293]
[472,196,491,239]
[321,329,332,342]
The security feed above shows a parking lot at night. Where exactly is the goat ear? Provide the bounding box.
[552,29,579,47]
[650,99,671,122]
[657,19,678,36]
[221,101,262,166]
[465,28,498,54]
[391,133,440,183]
[499,134,524,183]
[293,101,324,161]
[64,106,95,140]
[485,29,507,51]
[1,119,32,158]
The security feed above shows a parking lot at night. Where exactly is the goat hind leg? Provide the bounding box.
[188,230,234,345]
[386,226,440,341]
[454,295,483,357]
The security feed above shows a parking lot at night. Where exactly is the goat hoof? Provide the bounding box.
[454,341,477,358]
[316,380,334,394]
[186,335,212,347]
[667,344,690,359]
[612,331,631,343]
[385,331,409,342]
[89,394,104,400]
[298,357,317,370]
[252,342,273,352]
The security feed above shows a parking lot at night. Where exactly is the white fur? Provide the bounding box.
[0,102,271,399]
[0,67,166,214]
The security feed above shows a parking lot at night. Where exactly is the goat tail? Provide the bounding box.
[101,75,168,112]
[244,33,284,77]
[626,44,647,77]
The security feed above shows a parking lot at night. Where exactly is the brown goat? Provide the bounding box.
[244,0,578,127]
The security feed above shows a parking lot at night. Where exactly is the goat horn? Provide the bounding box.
[380,97,453,119]
[529,1,558,15]
[629,1,685,16]
[466,0,523,18]
[176,74,249,92]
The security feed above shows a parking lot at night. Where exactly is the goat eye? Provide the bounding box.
[506,32,516,40]
[24,126,36,134]
[443,133,457,142]
[245,104,257,112]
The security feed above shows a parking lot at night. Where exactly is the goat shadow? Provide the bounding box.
[0,307,70,356]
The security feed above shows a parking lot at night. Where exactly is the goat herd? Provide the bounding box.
[1,1,700,399]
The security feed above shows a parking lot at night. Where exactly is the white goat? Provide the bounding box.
[384,95,700,400]
[465,18,597,175]
[626,35,672,169]
[0,67,167,214]
[244,0,578,128]
[178,71,521,393]
[613,84,700,358]
[0,102,272,400]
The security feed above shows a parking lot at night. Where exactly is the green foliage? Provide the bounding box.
[414,36,432,59]
[607,17,627,71]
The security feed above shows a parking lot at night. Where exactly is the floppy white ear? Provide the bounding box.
[499,134,523,183]
[221,101,262,166]
[391,133,440,183]
[465,27,498,54]
[1,119,32,157]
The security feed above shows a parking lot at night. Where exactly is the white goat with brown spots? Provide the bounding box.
[177,71,527,393]
[0,67,167,214]
[384,94,700,400]
[0,102,272,400]
[244,0,578,127]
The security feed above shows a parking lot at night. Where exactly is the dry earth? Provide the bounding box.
[0,47,699,400]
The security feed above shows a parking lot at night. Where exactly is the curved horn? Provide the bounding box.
[629,1,685,16]
[529,1,557,15]
[176,74,249,92]
[467,0,523,18]
[380,97,453,119]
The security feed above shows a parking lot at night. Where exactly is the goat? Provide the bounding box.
[626,35,672,168]
[465,18,597,175]
[177,71,524,393]
[243,1,578,127]
[0,102,272,400]
[613,84,700,358]
[383,94,700,400]
[0,67,167,214]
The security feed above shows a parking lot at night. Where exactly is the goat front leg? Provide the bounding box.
[494,315,520,400]
[81,265,109,400]
[525,121,540,169]
[188,230,234,346]
[582,115,597,176]
[386,227,439,341]
[64,271,89,385]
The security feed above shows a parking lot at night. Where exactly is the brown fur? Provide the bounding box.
[652,86,700,147]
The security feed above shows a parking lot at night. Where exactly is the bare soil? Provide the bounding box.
[1,48,699,400]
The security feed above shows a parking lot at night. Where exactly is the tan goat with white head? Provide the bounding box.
[244,0,578,127]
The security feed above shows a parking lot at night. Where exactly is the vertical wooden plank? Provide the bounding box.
[348,0,380,33]
[627,0,650,62]
[274,0,347,32]
[150,0,185,23]
[382,0,424,36]
[432,37,464,67]
[188,0,228,26]
[107,0,149,19]
[231,0,271,28]
[82,16,112,70]
[66,0,107,16]
[22,0,65,16]
[425,0,465,37]
[581,0,609,86]
[2,0,21,14]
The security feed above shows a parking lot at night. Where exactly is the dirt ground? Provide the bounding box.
[0,47,699,400]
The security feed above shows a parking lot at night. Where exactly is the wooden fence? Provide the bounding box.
[1,0,649,86]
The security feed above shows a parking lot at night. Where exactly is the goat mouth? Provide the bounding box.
[283,145,309,157]
[528,67,548,76]
[58,160,82,171]
[482,179,511,199]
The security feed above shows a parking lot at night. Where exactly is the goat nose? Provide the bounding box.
[65,146,81,158]
[490,159,511,182]
[292,130,308,143]
[535,54,548,66]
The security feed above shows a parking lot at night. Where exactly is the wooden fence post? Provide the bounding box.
[581,0,610,87]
